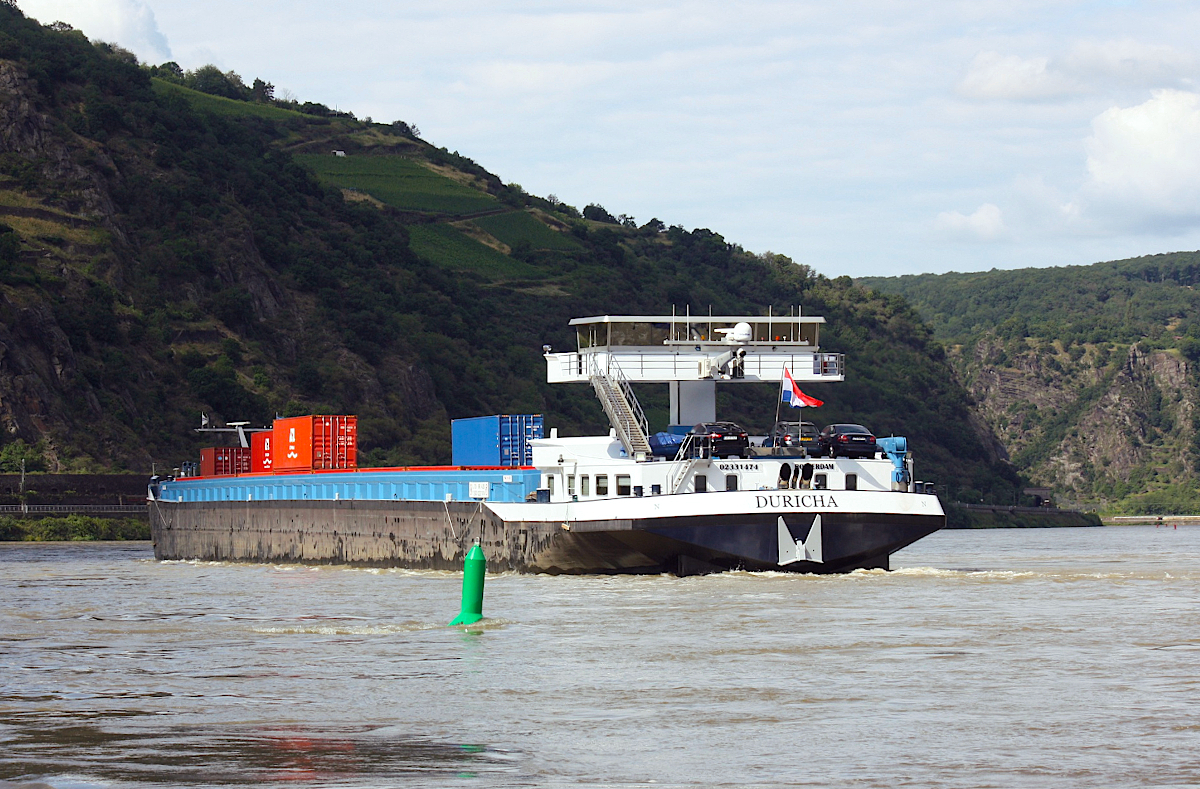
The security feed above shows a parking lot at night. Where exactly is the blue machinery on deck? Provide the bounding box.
[876,436,911,490]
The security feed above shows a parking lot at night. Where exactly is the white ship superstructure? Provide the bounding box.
[495,311,943,573]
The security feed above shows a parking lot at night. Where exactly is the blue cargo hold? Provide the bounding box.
[156,468,543,504]
[451,414,543,466]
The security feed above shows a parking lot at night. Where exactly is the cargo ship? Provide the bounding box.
[150,311,945,574]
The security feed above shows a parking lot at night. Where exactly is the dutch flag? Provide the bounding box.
[782,367,824,408]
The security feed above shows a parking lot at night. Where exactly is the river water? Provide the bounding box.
[2,526,1199,788]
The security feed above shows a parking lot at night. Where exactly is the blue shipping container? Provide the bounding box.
[452,414,543,467]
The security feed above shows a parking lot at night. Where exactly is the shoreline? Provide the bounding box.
[1102,515,1200,526]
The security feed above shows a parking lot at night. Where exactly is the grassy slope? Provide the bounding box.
[148,85,538,281]
[291,153,590,280]
[294,153,498,215]
[151,79,307,120]
[407,223,542,279]
[290,152,580,279]
[472,210,582,251]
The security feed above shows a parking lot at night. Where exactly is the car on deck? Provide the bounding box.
[689,421,749,458]
[817,423,879,458]
[764,421,819,453]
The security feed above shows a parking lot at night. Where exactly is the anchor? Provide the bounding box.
[778,514,823,565]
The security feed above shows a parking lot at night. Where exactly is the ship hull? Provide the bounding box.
[150,491,944,575]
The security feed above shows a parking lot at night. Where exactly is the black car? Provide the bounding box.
[817,423,878,458]
[690,421,749,458]
[765,421,819,452]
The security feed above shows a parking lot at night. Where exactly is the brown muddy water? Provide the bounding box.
[2,526,1199,788]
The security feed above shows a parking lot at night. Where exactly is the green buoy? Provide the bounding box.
[448,543,486,626]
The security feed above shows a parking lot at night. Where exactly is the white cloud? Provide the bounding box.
[958,41,1196,102]
[1082,89,1200,225]
[18,0,171,63]
[934,203,1006,241]
[1063,40,1196,88]
[1008,175,1086,233]
[957,52,1076,100]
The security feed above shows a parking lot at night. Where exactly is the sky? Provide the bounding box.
[15,0,1200,278]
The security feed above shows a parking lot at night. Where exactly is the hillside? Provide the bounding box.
[0,6,1020,502]
[860,253,1200,513]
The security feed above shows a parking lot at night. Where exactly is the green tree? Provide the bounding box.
[0,439,47,472]
[583,203,618,223]
[186,65,248,100]
[250,77,274,102]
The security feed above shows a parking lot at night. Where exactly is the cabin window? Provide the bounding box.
[581,476,590,496]
[726,474,738,491]
[596,475,609,496]
[567,475,576,496]
[695,474,707,493]
[546,475,555,496]
[845,473,857,491]
[616,475,632,496]
[814,474,827,490]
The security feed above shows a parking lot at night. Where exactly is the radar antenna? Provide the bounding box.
[194,417,272,448]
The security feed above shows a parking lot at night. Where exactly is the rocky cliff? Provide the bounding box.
[946,328,1195,508]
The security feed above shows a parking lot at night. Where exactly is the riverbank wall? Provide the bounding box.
[0,474,147,507]
[945,503,1102,529]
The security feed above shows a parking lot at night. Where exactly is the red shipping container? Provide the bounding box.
[313,416,357,469]
[274,415,358,471]
[251,430,273,473]
[230,447,251,475]
[199,447,251,476]
[275,417,312,470]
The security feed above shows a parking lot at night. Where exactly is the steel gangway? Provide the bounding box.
[589,359,652,459]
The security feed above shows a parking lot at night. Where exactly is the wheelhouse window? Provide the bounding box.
[596,475,609,496]
[616,475,632,496]
[567,475,576,496]
[546,475,555,496]
[581,475,590,496]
